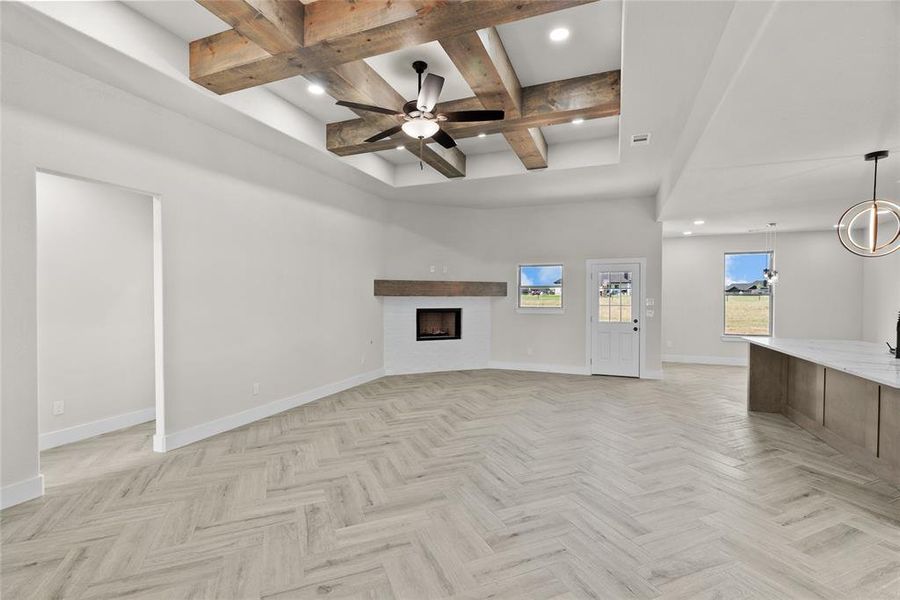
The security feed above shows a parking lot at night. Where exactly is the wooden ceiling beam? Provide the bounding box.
[501,128,549,170]
[196,0,304,55]
[190,0,598,94]
[326,71,620,157]
[440,28,547,170]
[193,1,465,178]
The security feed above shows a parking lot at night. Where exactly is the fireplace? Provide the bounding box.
[416,308,462,341]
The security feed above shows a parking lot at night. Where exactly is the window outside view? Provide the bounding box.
[724,252,772,335]
[519,265,563,308]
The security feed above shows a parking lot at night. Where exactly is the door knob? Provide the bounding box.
[633,319,638,324]
[633,327,639,332]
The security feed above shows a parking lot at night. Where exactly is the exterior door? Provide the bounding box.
[590,263,640,377]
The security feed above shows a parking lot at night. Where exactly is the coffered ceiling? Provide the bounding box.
[125,0,623,181]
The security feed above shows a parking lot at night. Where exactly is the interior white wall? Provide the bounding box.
[662,231,864,364]
[383,198,663,375]
[1,44,386,501]
[37,172,154,440]
[861,251,900,345]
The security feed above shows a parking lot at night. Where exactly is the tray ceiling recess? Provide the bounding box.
[189,0,619,179]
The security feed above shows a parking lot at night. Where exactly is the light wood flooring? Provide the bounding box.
[2,364,899,599]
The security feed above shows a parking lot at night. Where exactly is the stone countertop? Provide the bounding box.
[744,337,900,389]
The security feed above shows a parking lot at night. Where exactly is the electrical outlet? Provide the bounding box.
[442,266,448,274]
[666,340,673,348]
[646,309,655,318]
[252,383,260,396]
[361,355,366,365]
[52,400,65,415]
[527,346,534,356]
[429,265,436,273]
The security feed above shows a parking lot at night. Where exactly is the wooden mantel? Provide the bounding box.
[374,280,507,297]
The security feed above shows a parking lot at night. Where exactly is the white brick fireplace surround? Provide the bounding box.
[383,297,492,375]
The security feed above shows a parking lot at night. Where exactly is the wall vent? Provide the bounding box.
[631,133,651,146]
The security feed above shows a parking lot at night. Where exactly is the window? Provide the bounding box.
[724,252,772,336]
[597,271,633,322]
[518,264,563,309]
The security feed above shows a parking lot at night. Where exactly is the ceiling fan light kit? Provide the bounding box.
[401,119,440,140]
[837,150,900,258]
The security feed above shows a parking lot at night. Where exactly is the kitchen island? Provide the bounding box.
[746,337,900,485]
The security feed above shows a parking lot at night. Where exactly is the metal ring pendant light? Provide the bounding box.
[837,150,900,257]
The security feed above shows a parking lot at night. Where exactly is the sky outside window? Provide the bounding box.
[520,265,562,286]
[725,253,769,286]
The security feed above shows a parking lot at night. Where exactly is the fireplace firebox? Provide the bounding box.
[416,308,462,341]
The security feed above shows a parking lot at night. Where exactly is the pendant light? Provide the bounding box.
[837,151,900,257]
[763,223,779,285]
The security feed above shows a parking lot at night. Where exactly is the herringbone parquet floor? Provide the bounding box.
[2,365,899,599]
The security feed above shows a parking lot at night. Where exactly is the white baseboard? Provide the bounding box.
[488,361,590,376]
[384,365,486,376]
[40,407,156,451]
[1,474,44,510]
[663,354,748,367]
[154,368,385,452]
[641,369,664,380]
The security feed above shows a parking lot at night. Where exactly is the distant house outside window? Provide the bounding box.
[724,252,772,336]
[518,264,563,310]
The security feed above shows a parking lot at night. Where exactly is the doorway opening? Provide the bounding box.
[36,171,165,488]
[586,258,646,378]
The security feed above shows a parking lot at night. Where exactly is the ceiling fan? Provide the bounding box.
[335,61,505,152]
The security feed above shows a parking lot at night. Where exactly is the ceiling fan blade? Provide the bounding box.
[336,100,401,116]
[430,129,457,149]
[416,73,444,113]
[441,110,505,122]
[364,124,403,143]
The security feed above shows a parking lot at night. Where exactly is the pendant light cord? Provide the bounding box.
[873,155,879,201]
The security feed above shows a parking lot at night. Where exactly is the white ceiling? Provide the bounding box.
[659,0,900,236]
[121,0,226,41]
[50,1,900,236]
[496,1,622,86]
[364,41,475,103]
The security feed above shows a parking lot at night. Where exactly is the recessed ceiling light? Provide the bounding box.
[549,27,570,42]
[571,117,584,125]
[478,133,487,138]
[683,231,693,236]
[396,145,405,151]
[307,83,325,95]
[693,220,705,225]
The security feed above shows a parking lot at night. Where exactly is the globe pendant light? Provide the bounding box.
[837,150,900,257]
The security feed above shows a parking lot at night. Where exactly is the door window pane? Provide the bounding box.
[598,271,633,322]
